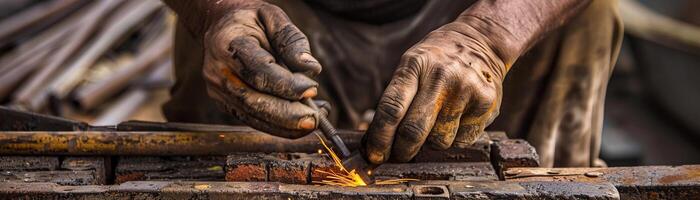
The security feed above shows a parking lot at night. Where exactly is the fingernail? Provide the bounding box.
[302,87,317,98]
[298,116,316,130]
[300,52,318,63]
[368,151,384,163]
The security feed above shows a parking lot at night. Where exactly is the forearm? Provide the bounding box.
[162,0,261,35]
[453,0,591,69]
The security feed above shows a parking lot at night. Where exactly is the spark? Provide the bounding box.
[313,133,417,187]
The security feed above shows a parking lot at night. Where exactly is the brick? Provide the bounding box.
[0,157,105,185]
[413,133,491,162]
[227,153,319,184]
[0,156,59,170]
[227,153,500,184]
[373,162,497,181]
[226,153,267,182]
[116,156,226,184]
[309,155,344,183]
[490,139,539,178]
[0,170,98,186]
[267,153,310,184]
[61,157,110,185]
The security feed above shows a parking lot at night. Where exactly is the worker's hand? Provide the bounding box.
[201,1,323,139]
[363,22,506,164]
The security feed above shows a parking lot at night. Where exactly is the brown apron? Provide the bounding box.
[163,0,623,167]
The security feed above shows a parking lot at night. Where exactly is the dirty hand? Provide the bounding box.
[201,1,323,138]
[363,22,506,164]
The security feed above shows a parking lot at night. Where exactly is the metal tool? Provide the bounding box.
[304,98,375,184]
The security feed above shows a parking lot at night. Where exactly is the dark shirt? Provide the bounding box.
[304,0,426,24]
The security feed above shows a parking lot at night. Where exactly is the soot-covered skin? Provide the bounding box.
[164,0,323,139]
[362,0,591,164]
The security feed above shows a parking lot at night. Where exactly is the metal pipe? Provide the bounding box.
[72,33,172,110]
[11,0,126,111]
[47,0,163,100]
[0,0,85,47]
[0,129,363,156]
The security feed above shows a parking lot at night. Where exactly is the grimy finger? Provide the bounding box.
[454,96,498,145]
[391,73,448,162]
[204,65,317,138]
[259,4,321,76]
[426,90,470,150]
[230,36,318,100]
[363,66,419,165]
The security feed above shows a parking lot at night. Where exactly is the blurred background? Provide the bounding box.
[0,0,698,167]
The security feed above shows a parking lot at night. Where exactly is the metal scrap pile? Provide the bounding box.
[0,0,173,125]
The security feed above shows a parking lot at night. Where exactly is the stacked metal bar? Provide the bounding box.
[0,0,173,125]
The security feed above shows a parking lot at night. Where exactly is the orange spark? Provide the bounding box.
[313,133,417,187]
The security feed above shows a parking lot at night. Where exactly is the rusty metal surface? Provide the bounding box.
[115,156,226,184]
[0,180,621,199]
[0,156,59,170]
[0,106,87,131]
[412,184,450,199]
[0,156,106,186]
[505,165,700,199]
[373,162,498,181]
[446,181,619,199]
[0,129,363,155]
[0,170,98,186]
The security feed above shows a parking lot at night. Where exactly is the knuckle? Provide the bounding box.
[428,133,451,150]
[228,36,254,57]
[229,36,249,48]
[273,25,307,52]
[400,52,425,68]
[430,64,459,81]
[238,67,268,88]
[376,95,405,123]
[456,124,482,144]
[260,3,284,13]
[469,100,492,116]
[430,65,448,79]
[399,122,427,144]
[393,66,417,81]
[466,88,497,116]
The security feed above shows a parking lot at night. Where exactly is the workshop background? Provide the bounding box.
[0,0,698,167]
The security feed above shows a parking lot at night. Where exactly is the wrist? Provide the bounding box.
[450,0,591,69]
[436,22,508,81]
[164,0,265,37]
[447,16,518,73]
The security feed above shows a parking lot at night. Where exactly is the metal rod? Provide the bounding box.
[304,98,352,157]
[0,0,85,47]
[11,0,126,111]
[47,0,163,100]
[73,33,172,110]
[0,129,363,156]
